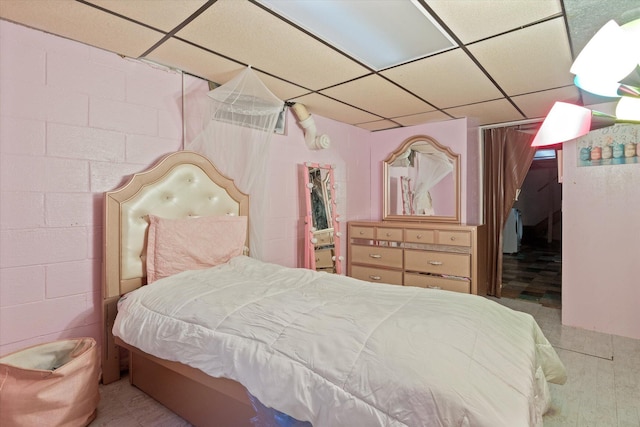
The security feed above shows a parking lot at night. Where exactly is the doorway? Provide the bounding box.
[501,148,562,308]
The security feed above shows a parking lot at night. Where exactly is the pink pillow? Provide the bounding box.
[146,214,247,283]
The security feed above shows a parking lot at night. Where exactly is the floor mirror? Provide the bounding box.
[302,162,342,274]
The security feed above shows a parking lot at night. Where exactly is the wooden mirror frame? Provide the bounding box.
[383,135,461,223]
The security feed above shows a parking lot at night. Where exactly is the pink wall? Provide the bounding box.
[0,21,371,355]
[561,128,640,340]
[0,21,184,355]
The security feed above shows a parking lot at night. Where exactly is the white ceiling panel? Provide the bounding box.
[1,0,634,131]
[0,0,163,58]
[291,93,382,125]
[393,110,454,127]
[175,0,371,91]
[146,38,246,83]
[468,18,574,96]
[357,120,402,131]
[427,0,563,44]
[444,99,524,126]
[253,72,312,103]
[512,86,582,119]
[321,74,433,118]
[381,48,503,109]
[85,0,210,32]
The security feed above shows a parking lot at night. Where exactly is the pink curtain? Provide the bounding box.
[483,127,537,296]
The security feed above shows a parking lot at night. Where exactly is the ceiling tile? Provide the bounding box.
[428,0,562,44]
[356,120,401,132]
[381,48,503,109]
[175,0,371,90]
[2,0,628,131]
[444,99,524,126]
[0,0,163,58]
[146,38,244,82]
[321,74,433,118]
[290,93,381,125]
[84,0,210,32]
[145,38,308,101]
[468,17,574,96]
[393,110,453,127]
[253,72,313,102]
[512,86,582,119]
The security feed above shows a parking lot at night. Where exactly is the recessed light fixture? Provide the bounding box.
[257,0,457,71]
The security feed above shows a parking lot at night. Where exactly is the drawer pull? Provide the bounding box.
[416,234,422,239]
[450,236,456,241]
[369,275,382,281]
[427,285,442,290]
[428,261,443,266]
[386,232,392,236]
[369,254,382,259]
[359,231,365,235]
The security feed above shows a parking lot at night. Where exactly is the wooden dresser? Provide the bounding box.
[347,221,487,295]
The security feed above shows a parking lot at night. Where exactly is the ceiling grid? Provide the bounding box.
[1,0,634,130]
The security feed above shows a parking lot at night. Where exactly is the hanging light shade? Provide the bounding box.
[534,16,640,148]
[532,102,640,147]
[621,17,640,66]
[573,75,621,97]
[531,102,616,147]
[570,20,639,97]
[618,83,640,97]
[615,96,640,120]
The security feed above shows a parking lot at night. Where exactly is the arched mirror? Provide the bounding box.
[302,163,342,274]
[384,135,460,223]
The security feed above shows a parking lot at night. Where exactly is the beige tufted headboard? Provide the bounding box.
[103,151,249,299]
[102,151,249,383]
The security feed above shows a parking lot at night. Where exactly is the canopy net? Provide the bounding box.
[187,67,284,260]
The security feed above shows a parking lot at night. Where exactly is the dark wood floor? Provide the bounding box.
[502,239,562,309]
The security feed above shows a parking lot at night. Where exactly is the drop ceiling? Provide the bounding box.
[1,0,637,131]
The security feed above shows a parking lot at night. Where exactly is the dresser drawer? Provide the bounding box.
[350,225,375,239]
[438,231,471,247]
[313,229,333,247]
[314,248,334,268]
[404,249,470,277]
[376,227,402,241]
[352,266,403,286]
[404,273,471,293]
[351,245,403,268]
[404,228,436,244]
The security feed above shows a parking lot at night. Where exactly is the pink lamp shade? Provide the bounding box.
[532,103,597,147]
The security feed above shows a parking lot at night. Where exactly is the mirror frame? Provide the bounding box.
[383,135,461,223]
[302,163,342,274]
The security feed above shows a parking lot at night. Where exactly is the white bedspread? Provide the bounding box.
[113,256,566,427]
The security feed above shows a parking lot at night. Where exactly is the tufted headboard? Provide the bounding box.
[102,151,249,383]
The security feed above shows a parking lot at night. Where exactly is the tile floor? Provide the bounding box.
[502,241,562,309]
[92,298,640,427]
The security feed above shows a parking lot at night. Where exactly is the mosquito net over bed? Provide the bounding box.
[186,67,284,260]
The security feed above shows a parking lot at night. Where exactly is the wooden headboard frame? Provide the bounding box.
[102,151,249,383]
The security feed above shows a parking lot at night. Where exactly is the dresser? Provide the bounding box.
[347,221,487,295]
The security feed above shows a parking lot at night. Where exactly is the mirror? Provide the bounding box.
[384,135,460,223]
[302,163,342,274]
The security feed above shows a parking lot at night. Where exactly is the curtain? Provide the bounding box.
[483,127,537,296]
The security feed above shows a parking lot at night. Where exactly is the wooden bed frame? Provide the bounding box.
[101,151,255,426]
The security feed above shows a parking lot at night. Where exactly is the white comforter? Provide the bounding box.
[113,256,566,427]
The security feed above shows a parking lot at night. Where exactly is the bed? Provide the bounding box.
[102,151,567,427]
